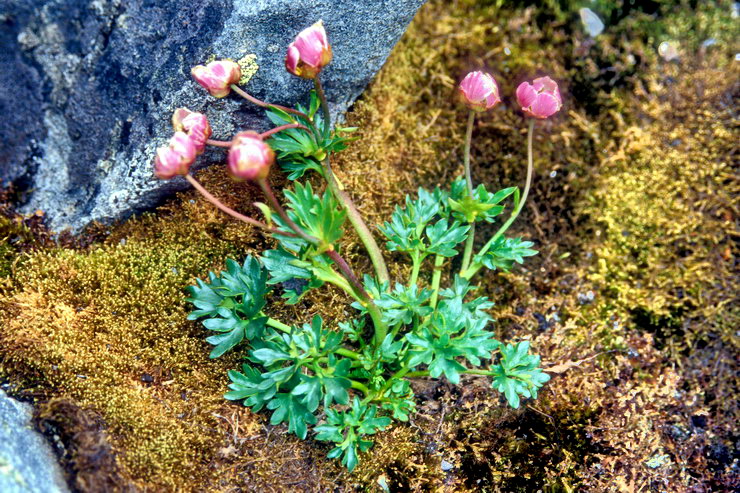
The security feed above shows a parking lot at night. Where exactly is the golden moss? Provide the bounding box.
[0,184,248,488]
[581,65,738,348]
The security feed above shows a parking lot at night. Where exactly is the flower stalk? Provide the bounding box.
[462,118,536,279]
[184,174,291,236]
[460,110,477,273]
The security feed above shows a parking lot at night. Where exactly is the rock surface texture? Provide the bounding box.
[0,390,70,493]
[0,0,425,232]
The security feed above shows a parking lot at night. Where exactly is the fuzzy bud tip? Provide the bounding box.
[285,20,333,79]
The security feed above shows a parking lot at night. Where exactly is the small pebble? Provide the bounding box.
[579,8,604,37]
[658,41,680,62]
[441,460,454,472]
[577,290,595,305]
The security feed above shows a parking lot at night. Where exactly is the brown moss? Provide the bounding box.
[35,398,129,492]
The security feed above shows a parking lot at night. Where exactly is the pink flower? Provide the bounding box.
[285,20,333,79]
[458,71,501,112]
[154,132,197,179]
[191,60,241,98]
[516,76,562,119]
[172,108,212,154]
[227,131,275,181]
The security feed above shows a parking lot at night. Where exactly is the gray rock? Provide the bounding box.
[0,0,425,232]
[0,390,70,493]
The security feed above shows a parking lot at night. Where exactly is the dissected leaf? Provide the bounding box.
[490,341,551,408]
[477,236,538,272]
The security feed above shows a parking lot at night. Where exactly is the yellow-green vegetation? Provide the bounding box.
[0,0,737,491]
[0,186,261,489]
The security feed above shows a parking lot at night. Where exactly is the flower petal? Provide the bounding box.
[531,93,560,118]
[516,82,537,109]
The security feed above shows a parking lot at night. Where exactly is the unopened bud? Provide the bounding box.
[227,131,274,181]
[191,60,241,98]
[171,108,212,154]
[458,71,501,112]
[285,20,332,79]
[154,132,197,179]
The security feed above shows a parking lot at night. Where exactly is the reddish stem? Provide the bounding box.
[260,123,308,140]
[256,178,370,301]
[256,178,318,245]
[206,139,231,148]
[184,174,294,237]
[230,85,310,121]
[325,249,370,299]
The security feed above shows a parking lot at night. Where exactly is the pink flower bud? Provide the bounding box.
[516,76,562,119]
[154,131,197,179]
[227,131,274,181]
[458,71,501,112]
[171,108,212,154]
[191,60,241,98]
[285,20,333,79]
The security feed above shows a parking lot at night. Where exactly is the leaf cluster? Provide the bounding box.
[490,341,551,408]
[225,315,355,440]
[379,187,469,261]
[187,175,549,472]
[185,256,268,358]
[448,178,517,223]
[475,236,538,272]
[261,183,350,303]
[266,91,358,179]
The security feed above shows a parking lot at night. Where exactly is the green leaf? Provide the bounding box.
[308,89,321,119]
[185,279,223,319]
[314,398,390,472]
[477,236,538,272]
[425,219,469,257]
[374,283,433,326]
[261,249,324,304]
[279,156,324,180]
[447,178,516,223]
[322,374,351,408]
[206,324,244,358]
[266,393,317,439]
[338,317,366,343]
[265,98,359,179]
[428,356,467,384]
[379,187,446,257]
[490,341,551,408]
[279,182,346,246]
[292,376,323,412]
[405,328,465,383]
[224,364,275,411]
[265,106,296,126]
[251,347,292,366]
[187,256,269,358]
[381,379,416,422]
